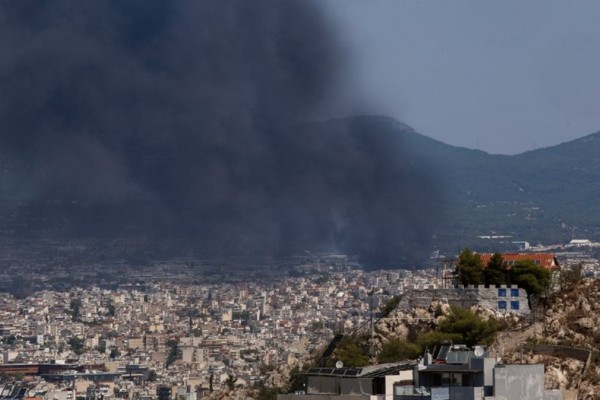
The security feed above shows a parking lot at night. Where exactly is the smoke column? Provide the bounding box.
[0,0,441,265]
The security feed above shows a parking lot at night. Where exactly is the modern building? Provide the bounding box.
[397,342,563,400]
[278,342,565,400]
[278,361,416,400]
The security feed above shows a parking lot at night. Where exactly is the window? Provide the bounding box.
[394,385,414,395]
[511,288,519,297]
[511,301,520,310]
[498,301,507,310]
[498,288,507,297]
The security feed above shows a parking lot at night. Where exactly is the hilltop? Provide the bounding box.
[319,117,600,255]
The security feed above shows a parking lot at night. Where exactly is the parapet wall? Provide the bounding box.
[398,285,530,315]
[525,344,592,373]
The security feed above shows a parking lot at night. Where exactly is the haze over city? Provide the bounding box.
[2,2,600,400]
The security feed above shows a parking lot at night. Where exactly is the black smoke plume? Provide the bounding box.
[0,0,440,265]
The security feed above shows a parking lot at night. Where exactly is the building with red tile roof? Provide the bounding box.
[477,253,559,270]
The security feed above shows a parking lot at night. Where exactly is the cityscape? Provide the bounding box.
[2,1,600,400]
[1,243,600,399]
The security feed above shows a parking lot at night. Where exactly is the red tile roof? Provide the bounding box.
[477,253,559,269]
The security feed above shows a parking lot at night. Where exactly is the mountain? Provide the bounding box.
[1,115,599,264]
[331,116,600,255]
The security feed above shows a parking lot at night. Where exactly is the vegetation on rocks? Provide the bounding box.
[256,268,600,399]
[328,305,502,366]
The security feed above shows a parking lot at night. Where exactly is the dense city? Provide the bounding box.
[0,254,450,400]
[1,243,600,400]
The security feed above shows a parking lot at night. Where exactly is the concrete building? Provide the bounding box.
[397,342,563,400]
[279,343,564,400]
[278,361,416,400]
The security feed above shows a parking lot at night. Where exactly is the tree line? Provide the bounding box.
[456,249,552,297]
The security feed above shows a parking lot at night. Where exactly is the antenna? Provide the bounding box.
[473,346,484,357]
[369,289,375,362]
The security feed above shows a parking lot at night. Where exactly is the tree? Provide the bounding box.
[438,306,500,347]
[97,341,106,354]
[510,260,551,297]
[287,364,312,393]
[70,298,82,321]
[68,336,85,355]
[225,374,238,390]
[457,248,483,285]
[110,347,120,359]
[378,338,420,363]
[165,339,180,367]
[379,296,401,317]
[256,385,279,400]
[330,336,369,367]
[483,253,507,285]
[107,300,116,317]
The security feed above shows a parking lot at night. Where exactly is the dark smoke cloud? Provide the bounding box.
[0,0,440,265]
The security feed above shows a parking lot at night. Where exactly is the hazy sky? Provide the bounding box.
[324,1,600,155]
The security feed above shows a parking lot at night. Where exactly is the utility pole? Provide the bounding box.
[369,289,375,363]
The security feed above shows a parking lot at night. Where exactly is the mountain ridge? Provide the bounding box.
[2,115,600,263]
[319,116,600,255]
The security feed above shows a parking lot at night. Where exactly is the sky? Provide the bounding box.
[324,1,600,155]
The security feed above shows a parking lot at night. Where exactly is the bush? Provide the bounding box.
[417,331,463,353]
[457,248,483,285]
[378,338,421,363]
[511,260,551,297]
[379,296,401,317]
[330,335,370,367]
[438,306,500,346]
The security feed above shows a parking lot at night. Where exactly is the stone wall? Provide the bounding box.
[398,285,530,315]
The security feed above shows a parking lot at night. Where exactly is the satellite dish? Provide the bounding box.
[473,346,485,357]
[335,361,344,368]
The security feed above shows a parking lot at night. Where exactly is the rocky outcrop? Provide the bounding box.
[374,299,523,350]
[376,279,600,398]
[497,279,600,399]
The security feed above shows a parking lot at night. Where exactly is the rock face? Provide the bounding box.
[540,279,600,346]
[245,279,600,399]
[377,279,600,398]
[373,299,522,350]
[498,279,600,399]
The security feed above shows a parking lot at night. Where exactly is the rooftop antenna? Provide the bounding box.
[369,289,375,363]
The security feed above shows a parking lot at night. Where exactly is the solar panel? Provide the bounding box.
[436,343,451,360]
[307,367,363,376]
